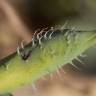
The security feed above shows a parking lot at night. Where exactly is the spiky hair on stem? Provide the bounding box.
[0,24,96,94]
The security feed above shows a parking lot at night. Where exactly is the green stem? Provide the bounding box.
[0,30,96,94]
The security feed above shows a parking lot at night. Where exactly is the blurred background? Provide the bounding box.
[1,0,96,96]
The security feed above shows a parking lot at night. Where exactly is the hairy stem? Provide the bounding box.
[0,29,96,94]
